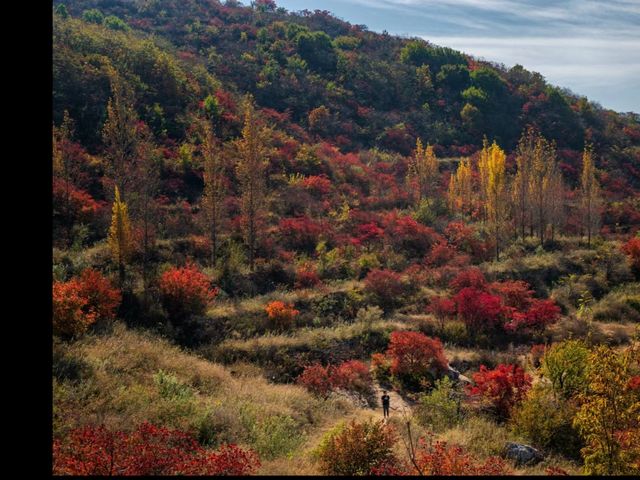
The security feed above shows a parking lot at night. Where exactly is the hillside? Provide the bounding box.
[51,0,639,476]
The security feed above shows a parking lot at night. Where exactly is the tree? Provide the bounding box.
[573,345,640,475]
[130,128,160,302]
[407,138,439,206]
[386,331,448,389]
[528,132,558,244]
[236,96,269,271]
[200,120,226,267]
[108,186,132,286]
[52,110,77,246]
[580,144,601,247]
[447,157,473,215]
[102,71,140,201]
[478,139,508,260]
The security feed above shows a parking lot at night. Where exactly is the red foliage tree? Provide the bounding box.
[454,287,505,332]
[301,175,332,195]
[386,331,448,382]
[53,423,260,475]
[466,364,532,419]
[364,269,405,309]
[158,262,217,322]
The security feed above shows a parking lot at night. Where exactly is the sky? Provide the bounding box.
[273,0,640,113]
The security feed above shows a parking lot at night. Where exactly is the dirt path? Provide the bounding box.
[371,381,413,417]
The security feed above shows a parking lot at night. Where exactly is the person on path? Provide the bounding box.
[381,390,390,418]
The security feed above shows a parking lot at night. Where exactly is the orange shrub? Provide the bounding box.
[265,300,299,330]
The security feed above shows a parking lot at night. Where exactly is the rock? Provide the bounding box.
[503,442,544,466]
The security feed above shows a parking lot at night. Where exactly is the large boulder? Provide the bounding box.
[503,442,543,466]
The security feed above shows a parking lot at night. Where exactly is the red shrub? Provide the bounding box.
[297,363,333,398]
[278,216,326,252]
[467,364,532,418]
[427,296,456,330]
[383,213,439,258]
[546,466,571,475]
[386,331,448,379]
[504,298,561,333]
[76,269,122,321]
[622,236,640,272]
[52,270,121,338]
[355,222,385,247]
[301,175,332,195]
[449,268,487,292]
[265,300,299,330]
[159,263,217,322]
[52,423,260,475]
[53,178,103,224]
[53,280,96,338]
[425,241,456,267]
[294,264,321,289]
[364,269,405,308]
[332,360,373,398]
[454,287,505,332]
[413,436,511,475]
[489,280,534,310]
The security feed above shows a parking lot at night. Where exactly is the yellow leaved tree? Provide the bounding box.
[108,186,132,286]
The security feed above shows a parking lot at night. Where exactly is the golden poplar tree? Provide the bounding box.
[548,170,565,242]
[528,134,557,244]
[447,157,473,215]
[512,127,534,239]
[407,138,439,206]
[108,186,132,286]
[581,144,601,247]
[201,120,226,267]
[236,95,268,271]
[478,140,508,260]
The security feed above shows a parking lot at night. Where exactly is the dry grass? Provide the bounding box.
[53,324,355,464]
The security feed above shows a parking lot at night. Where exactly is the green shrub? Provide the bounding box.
[315,419,398,475]
[415,376,463,431]
[541,340,589,399]
[252,414,301,460]
[511,384,583,459]
[153,369,195,401]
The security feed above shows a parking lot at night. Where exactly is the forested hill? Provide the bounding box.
[52,0,639,235]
